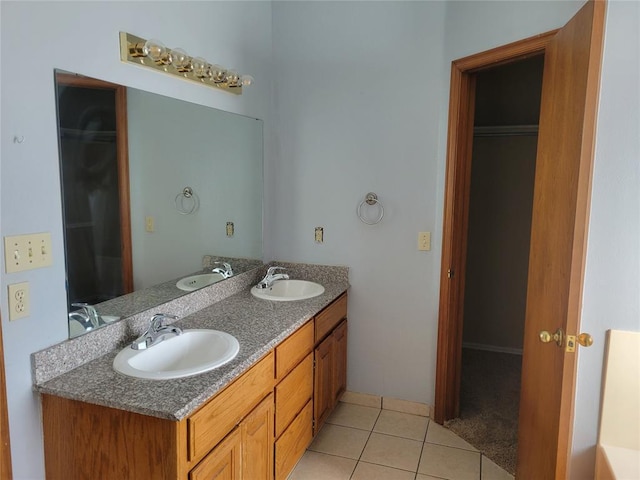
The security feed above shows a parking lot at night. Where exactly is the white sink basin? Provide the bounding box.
[113,329,240,380]
[251,280,325,301]
[176,273,225,291]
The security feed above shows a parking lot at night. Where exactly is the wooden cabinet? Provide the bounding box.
[42,352,274,479]
[190,428,241,480]
[41,292,348,480]
[313,294,348,434]
[190,393,273,480]
[188,353,274,465]
[274,321,314,480]
[241,394,274,480]
[332,319,348,405]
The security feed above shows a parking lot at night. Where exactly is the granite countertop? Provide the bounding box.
[36,269,348,421]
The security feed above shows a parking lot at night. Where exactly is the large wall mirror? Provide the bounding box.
[54,70,263,338]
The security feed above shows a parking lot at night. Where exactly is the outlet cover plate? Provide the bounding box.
[8,282,30,321]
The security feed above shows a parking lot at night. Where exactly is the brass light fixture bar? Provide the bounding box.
[119,32,253,95]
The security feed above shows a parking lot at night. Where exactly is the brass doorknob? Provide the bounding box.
[577,333,593,347]
[539,328,564,347]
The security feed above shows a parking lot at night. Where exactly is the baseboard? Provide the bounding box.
[462,342,523,355]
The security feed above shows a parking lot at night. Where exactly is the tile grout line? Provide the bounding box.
[348,407,382,479]
[413,417,431,479]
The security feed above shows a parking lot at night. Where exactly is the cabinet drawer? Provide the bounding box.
[315,294,347,343]
[188,352,274,464]
[275,353,313,438]
[275,400,313,480]
[189,428,241,480]
[275,320,314,381]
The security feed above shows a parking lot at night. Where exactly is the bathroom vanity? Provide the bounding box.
[36,265,348,480]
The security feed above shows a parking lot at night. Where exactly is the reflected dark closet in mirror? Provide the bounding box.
[56,74,133,309]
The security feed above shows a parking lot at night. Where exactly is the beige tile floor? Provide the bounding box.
[289,402,514,480]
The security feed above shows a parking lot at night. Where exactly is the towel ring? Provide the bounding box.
[175,187,199,215]
[357,192,384,225]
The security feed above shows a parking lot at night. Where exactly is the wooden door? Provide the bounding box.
[241,394,274,480]
[190,428,241,480]
[314,335,334,432]
[517,1,605,478]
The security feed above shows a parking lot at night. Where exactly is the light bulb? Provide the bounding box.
[240,75,254,87]
[192,57,208,78]
[211,65,226,83]
[226,70,240,87]
[143,39,171,65]
[171,48,192,72]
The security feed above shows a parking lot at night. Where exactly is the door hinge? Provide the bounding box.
[447,269,454,279]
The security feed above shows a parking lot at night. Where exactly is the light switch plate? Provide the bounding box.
[4,232,52,273]
[145,216,155,232]
[418,232,431,251]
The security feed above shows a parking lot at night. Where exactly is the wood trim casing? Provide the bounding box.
[0,316,12,480]
[114,85,133,294]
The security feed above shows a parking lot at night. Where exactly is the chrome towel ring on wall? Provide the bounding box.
[357,192,384,225]
[175,186,199,215]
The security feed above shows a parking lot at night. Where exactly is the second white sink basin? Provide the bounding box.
[176,273,225,291]
[113,329,239,380]
[251,280,325,301]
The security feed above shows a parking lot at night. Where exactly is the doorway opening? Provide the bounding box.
[55,73,133,310]
[444,55,544,474]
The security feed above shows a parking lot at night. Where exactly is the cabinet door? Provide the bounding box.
[314,334,334,432]
[242,394,274,480]
[190,428,241,480]
[332,320,348,405]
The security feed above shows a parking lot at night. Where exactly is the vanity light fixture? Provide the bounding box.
[119,32,254,95]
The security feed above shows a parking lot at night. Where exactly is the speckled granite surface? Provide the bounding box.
[33,263,348,421]
[91,256,263,321]
[32,265,265,385]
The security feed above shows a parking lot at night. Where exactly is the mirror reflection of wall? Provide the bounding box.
[128,90,263,290]
[54,70,264,338]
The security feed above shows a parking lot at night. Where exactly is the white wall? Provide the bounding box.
[571,1,640,478]
[269,0,584,401]
[0,2,272,478]
[270,1,448,402]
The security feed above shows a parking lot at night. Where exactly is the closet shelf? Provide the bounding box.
[473,124,538,137]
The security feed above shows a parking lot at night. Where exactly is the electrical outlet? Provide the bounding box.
[8,282,30,321]
[226,222,234,237]
[315,227,324,243]
[418,232,431,251]
[4,232,52,273]
[145,216,155,232]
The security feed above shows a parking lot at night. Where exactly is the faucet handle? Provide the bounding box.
[214,262,234,276]
[150,313,178,331]
[266,266,286,275]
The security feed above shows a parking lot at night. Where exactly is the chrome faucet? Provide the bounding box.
[70,302,101,329]
[256,266,289,289]
[131,313,182,350]
[211,261,234,278]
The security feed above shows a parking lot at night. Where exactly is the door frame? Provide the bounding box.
[434,31,556,424]
[0,315,12,479]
